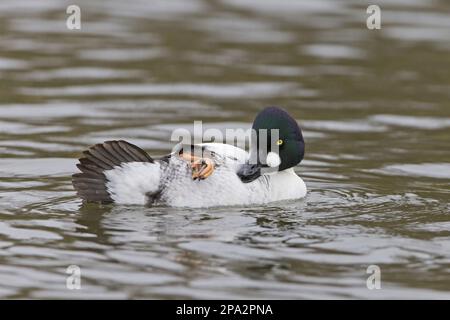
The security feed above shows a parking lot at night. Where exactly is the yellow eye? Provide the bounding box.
[276,139,283,146]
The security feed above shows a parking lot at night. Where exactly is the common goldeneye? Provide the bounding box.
[72,106,306,207]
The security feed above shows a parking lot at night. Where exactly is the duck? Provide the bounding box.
[72,106,306,208]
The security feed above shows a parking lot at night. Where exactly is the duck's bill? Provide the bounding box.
[237,163,262,183]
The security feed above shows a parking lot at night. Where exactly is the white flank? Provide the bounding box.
[105,162,161,205]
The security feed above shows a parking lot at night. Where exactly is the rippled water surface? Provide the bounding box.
[0,0,449,299]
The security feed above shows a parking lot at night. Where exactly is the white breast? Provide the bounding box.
[267,168,307,201]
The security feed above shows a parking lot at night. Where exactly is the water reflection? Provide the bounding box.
[0,0,449,299]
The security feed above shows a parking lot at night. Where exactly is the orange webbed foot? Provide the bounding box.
[179,151,215,180]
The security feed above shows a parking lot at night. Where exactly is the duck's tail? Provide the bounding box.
[72,140,156,204]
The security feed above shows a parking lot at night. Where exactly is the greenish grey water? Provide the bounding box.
[0,0,449,299]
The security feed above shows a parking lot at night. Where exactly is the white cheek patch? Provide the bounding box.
[266,152,281,168]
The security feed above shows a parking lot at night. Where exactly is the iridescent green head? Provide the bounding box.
[238,106,305,183]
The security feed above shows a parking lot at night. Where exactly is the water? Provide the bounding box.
[0,0,449,299]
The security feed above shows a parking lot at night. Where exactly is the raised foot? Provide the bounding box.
[179,152,215,180]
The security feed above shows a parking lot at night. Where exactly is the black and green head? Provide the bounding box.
[237,106,305,183]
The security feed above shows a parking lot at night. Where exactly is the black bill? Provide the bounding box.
[237,163,262,183]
